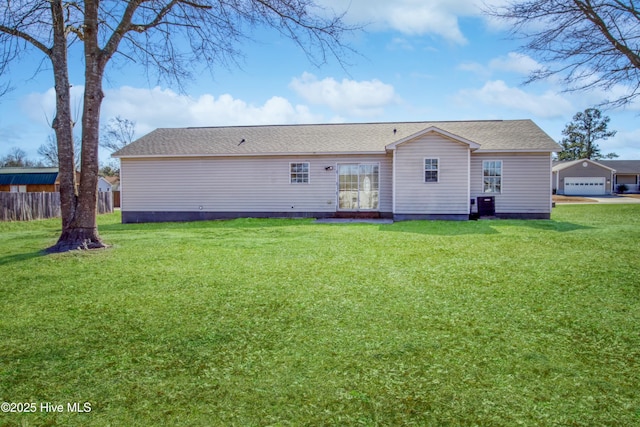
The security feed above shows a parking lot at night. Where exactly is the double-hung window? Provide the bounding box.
[290,162,310,184]
[483,160,502,193]
[424,158,439,183]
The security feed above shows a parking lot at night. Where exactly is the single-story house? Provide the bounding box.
[0,167,60,192]
[98,176,113,192]
[112,119,561,223]
[598,160,640,193]
[102,176,120,190]
[552,159,640,195]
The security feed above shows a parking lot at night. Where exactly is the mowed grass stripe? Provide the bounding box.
[0,204,638,426]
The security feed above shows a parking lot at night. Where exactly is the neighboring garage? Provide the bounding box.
[564,177,606,195]
[552,159,615,196]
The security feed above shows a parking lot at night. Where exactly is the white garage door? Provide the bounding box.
[564,177,606,195]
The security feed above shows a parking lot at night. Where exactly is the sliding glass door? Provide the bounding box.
[338,164,379,210]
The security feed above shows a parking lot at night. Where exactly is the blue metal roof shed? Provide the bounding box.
[0,168,59,185]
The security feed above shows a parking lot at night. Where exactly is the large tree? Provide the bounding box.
[558,108,618,160]
[0,1,353,253]
[486,1,640,108]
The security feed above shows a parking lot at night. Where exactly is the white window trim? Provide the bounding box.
[424,157,439,183]
[482,160,503,194]
[289,162,310,184]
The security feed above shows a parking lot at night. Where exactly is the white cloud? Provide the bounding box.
[488,52,541,75]
[601,127,640,159]
[19,85,323,141]
[457,53,640,116]
[386,3,466,43]
[289,72,398,117]
[319,0,506,44]
[459,52,541,79]
[101,86,322,135]
[458,61,489,77]
[455,80,573,119]
[21,85,86,126]
[569,84,640,113]
[387,38,416,51]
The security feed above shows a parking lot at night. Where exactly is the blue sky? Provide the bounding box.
[1,0,639,162]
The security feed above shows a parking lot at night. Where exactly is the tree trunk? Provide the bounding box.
[46,0,106,253]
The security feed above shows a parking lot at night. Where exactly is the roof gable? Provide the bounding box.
[385,126,481,151]
[552,159,616,172]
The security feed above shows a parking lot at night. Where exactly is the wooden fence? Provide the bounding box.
[97,192,113,216]
[0,192,113,221]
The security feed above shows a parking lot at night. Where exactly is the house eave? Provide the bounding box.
[475,149,559,154]
[113,150,388,159]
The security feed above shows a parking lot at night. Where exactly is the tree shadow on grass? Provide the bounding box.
[379,220,500,236]
[98,217,593,237]
[518,220,594,233]
[379,219,593,236]
[0,250,46,267]
[98,217,317,233]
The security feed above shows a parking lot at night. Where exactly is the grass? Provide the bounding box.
[1,205,639,426]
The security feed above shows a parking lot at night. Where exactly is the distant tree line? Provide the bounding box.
[0,147,43,167]
[1,115,135,175]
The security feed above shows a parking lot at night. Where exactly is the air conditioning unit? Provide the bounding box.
[477,196,495,217]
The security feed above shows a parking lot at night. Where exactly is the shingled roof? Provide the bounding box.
[113,119,560,158]
[597,160,640,174]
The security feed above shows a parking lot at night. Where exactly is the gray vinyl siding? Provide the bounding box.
[615,174,640,192]
[393,134,470,215]
[615,174,637,185]
[120,154,392,214]
[471,153,552,213]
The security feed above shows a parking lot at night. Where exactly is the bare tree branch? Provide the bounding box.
[0,23,51,55]
[486,0,640,108]
[100,115,136,153]
[38,133,82,168]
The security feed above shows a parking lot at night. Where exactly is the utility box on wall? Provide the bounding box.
[477,196,495,217]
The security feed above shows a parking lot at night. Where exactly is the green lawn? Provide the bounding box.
[1,205,639,426]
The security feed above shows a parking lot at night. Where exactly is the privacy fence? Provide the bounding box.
[0,192,113,221]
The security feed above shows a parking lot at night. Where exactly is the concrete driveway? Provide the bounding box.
[555,195,640,204]
[589,195,640,204]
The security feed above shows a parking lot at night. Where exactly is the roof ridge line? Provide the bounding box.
[175,119,519,131]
